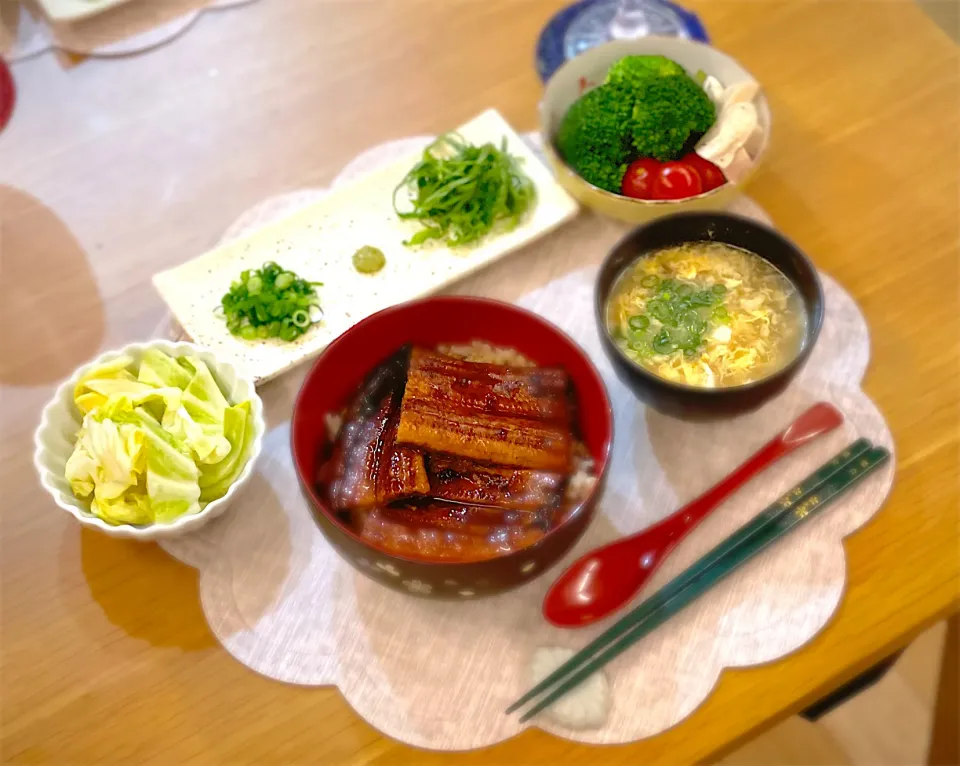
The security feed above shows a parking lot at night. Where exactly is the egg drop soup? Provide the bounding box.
[606,242,806,388]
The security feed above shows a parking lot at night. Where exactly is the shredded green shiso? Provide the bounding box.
[393,133,536,248]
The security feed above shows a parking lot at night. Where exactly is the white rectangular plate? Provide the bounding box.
[153,109,579,384]
[34,0,138,23]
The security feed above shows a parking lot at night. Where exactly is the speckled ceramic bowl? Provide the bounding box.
[291,296,614,599]
[540,37,771,223]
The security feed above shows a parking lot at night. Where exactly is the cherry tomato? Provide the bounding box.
[621,158,662,200]
[681,153,727,192]
[652,161,703,200]
[622,156,720,201]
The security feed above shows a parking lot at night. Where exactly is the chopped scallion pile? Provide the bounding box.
[220,262,322,343]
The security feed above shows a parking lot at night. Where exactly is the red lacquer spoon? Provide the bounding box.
[543,402,844,628]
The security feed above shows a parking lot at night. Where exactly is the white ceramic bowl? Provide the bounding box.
[539,37,772,223]
[33,340,265,541]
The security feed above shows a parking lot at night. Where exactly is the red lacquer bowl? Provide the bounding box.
[291,296,614,599]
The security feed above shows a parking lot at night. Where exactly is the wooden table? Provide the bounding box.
[2,1,957,763]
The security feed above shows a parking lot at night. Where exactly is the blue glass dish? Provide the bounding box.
[535,0,709,83]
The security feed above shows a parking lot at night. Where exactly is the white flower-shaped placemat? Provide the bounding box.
[157,135,894,750]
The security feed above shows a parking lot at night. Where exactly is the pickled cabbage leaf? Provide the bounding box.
[199,402,253,503]
[179,357,230,424]
[162,404,231,465]
[73,355,136,401]
[138,348,192,389]
[93,489,153,526]
[65,413,145,502]
[132,406,202,523]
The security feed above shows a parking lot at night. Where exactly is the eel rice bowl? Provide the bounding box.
[316,342,596,563]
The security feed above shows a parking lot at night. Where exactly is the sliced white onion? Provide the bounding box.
[702,75,725,104]
[696,101,759,171]
[721,80,760,109]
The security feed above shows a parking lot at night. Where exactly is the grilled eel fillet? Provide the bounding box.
[356,507,545,562]
[325,349,429,510]
[402,347,570,422]
[427,456,562,511]
[377,410,429,505]
[396,348,572,472]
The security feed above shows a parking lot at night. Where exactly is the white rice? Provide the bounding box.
[324,412,343,441]
[437,340,536,368]
[565,459,598,504]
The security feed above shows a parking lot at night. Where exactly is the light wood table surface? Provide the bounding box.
[2,1,958,763]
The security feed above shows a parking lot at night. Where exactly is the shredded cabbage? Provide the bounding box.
[65,350,254,526]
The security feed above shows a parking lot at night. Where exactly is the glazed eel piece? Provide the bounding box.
[323,348,429,510]
[356,506,546,562]
[396,348,573,472]
[427,456,562,511]
[402,347,570,423]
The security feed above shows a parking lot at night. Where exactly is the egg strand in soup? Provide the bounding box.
[607,243,806,388]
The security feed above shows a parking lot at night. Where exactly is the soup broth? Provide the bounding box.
[606,242,806,388]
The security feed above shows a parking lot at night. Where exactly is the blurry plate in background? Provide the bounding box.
[535,0,708,83]
[34,0,139,23]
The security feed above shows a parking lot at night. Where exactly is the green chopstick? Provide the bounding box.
[508,439,889,723]
[507,437,872,716]
[514,442,890,722]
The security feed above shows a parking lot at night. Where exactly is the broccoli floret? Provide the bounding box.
[555,55,718,189]
[556,83,634,193]
[605,55,686,90]
[629,75,716,162]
